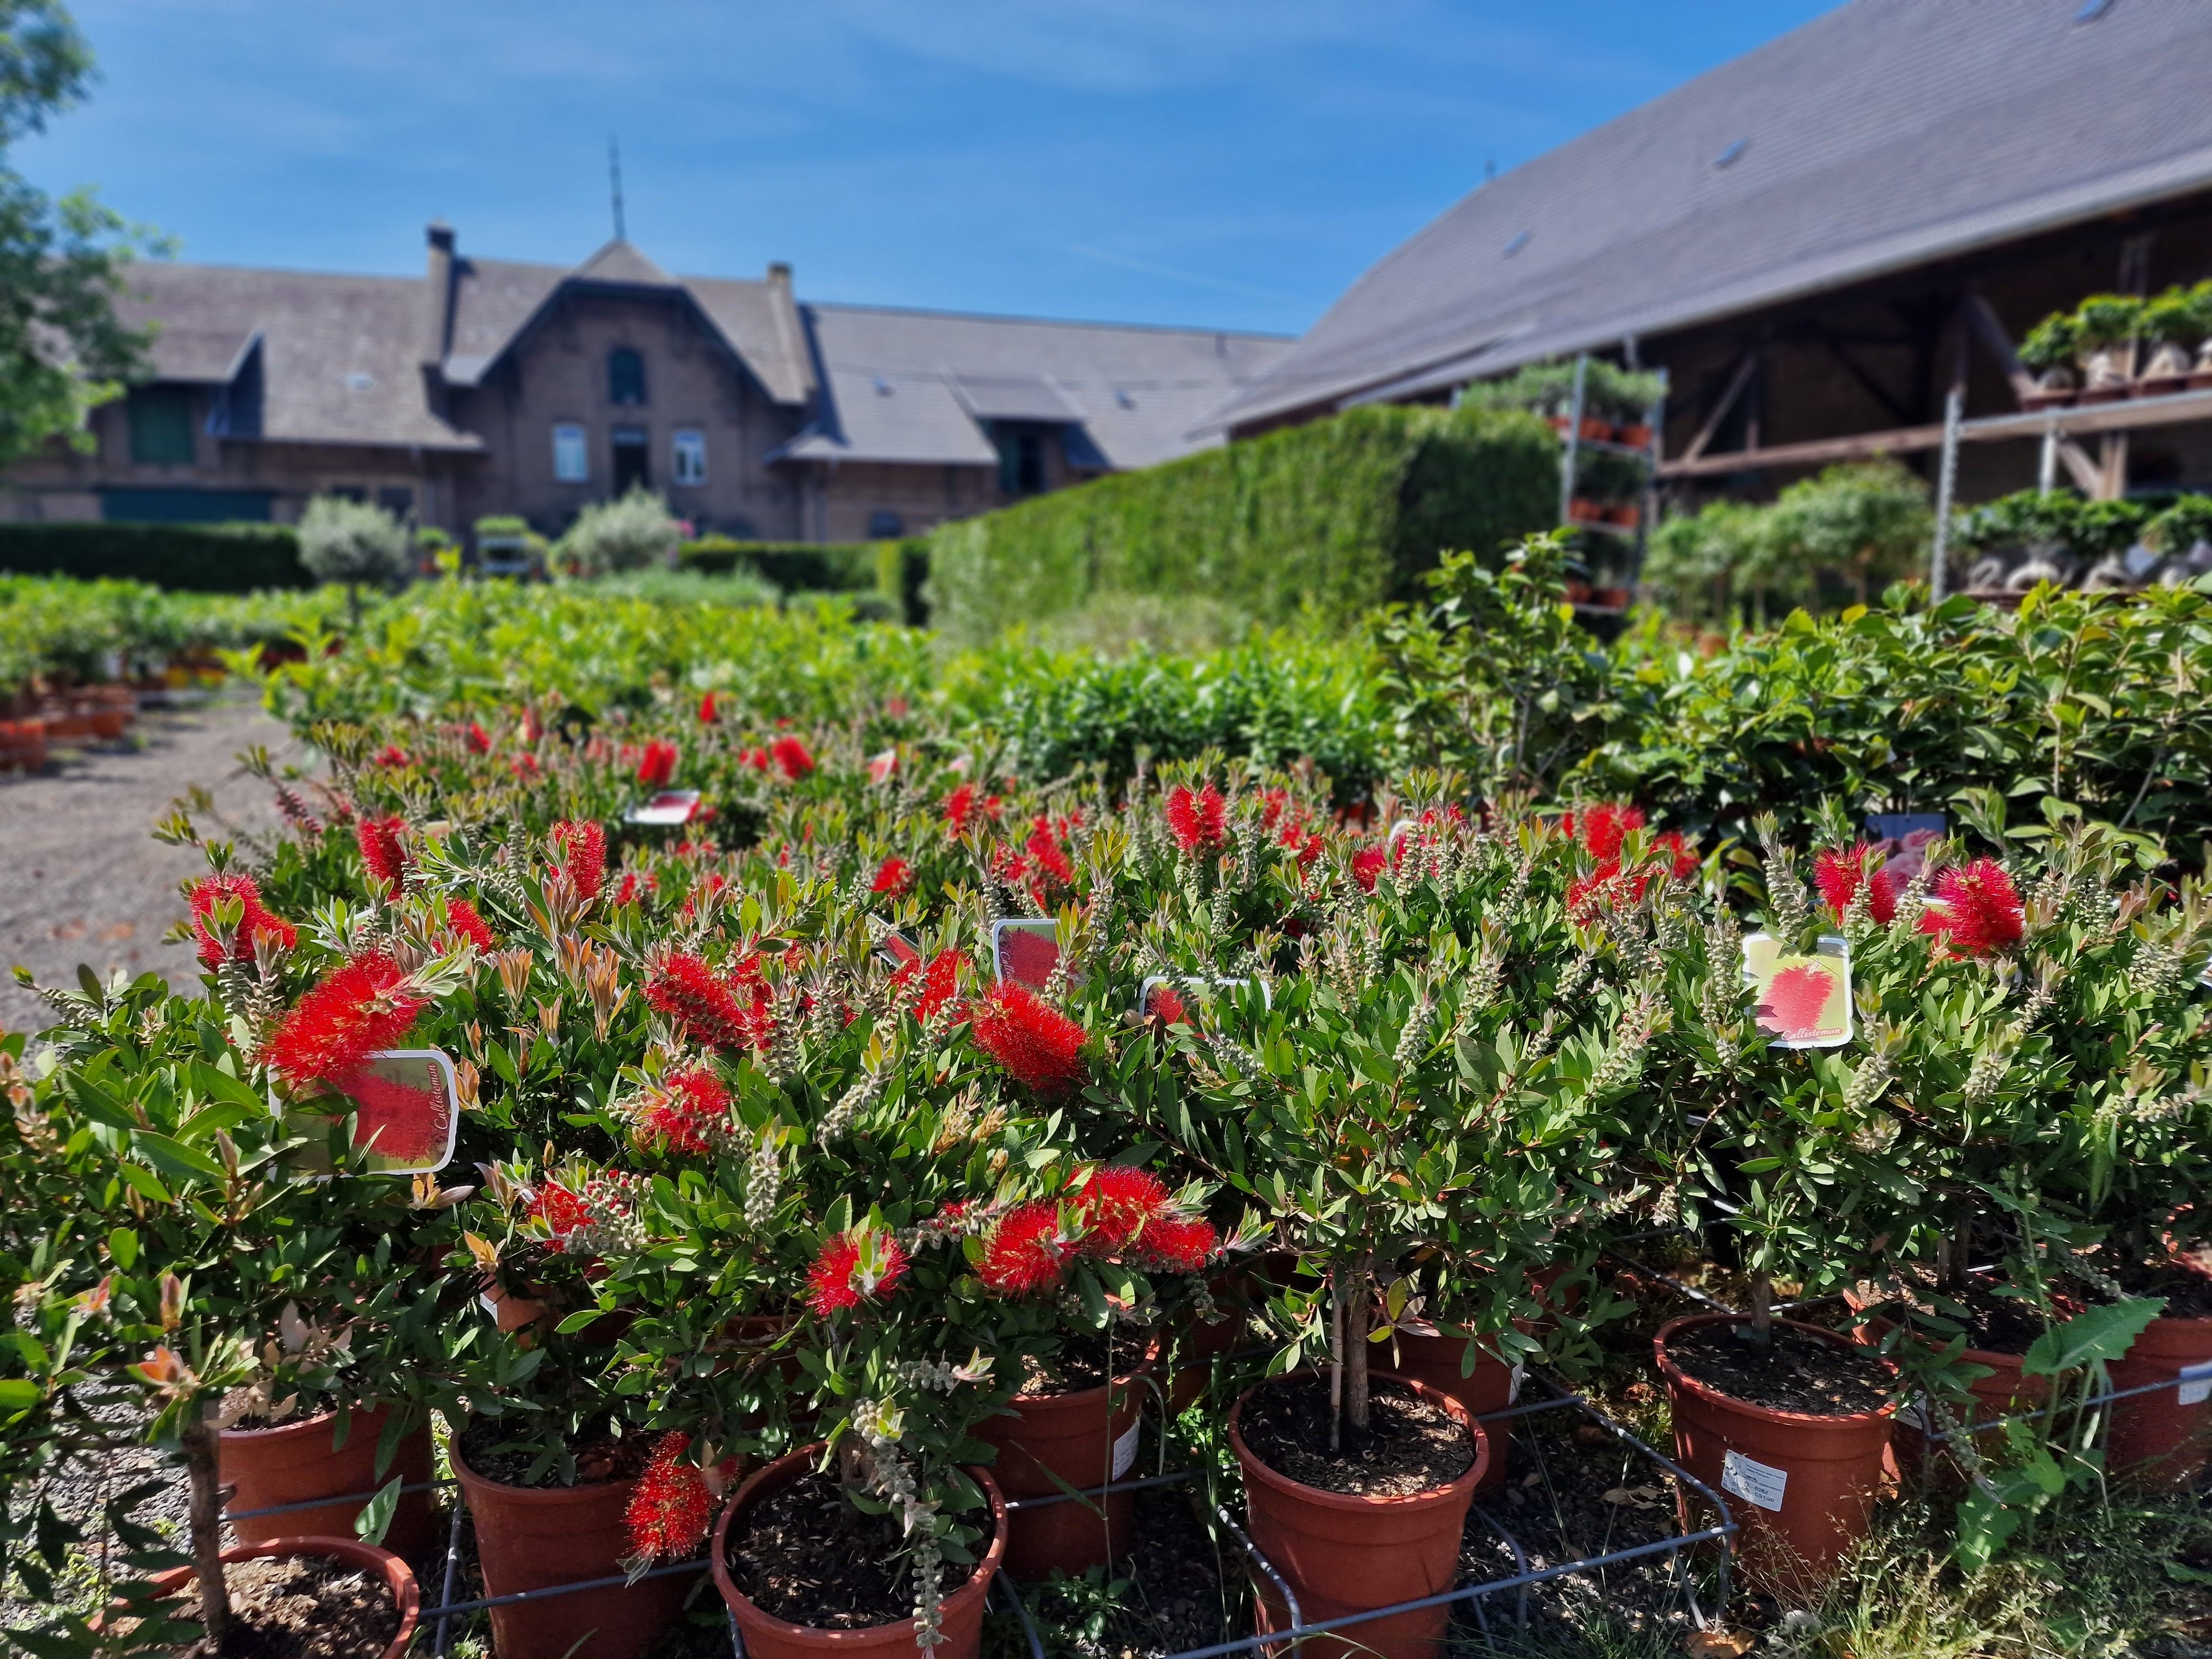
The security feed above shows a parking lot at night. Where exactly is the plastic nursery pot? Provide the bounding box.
[1229,1371,1488,1659]
[142,1536,420,1659]
[1168,1274,1255,1415]
[977,1335,1161,1580]
[2105,1311,2212,1486]
[712,1444,1007,1659]
[220,1404,439,1562]
[1843,1291,2047,1488]
[450,1434,691,1659]
[1653,1314,1897,1599]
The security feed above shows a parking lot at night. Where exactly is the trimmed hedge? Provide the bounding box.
[682,536,932,624]
[0,521,309,592]
[922,405,1559,643]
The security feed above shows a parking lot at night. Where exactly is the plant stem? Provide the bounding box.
[1328,1265,1344,1454]
[180,1406,231,1648]
[1344,1251,1373,1438]
[1747,1269,1773,1346]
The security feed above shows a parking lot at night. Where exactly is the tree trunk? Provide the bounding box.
[180,1408,231,1648]
[1328,1267,1345,1454]
[1343,1253,1374,1439]
[1747,1269,1773,1347]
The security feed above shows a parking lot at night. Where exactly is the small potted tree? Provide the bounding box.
[2073,293,2145,404]
[2138,285,2205,397]
[2017,312,2080,410]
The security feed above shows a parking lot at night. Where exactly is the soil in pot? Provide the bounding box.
[1373,1331,1519,1493]
[1232,1374,1484,1659]
[714,1447,1006,1659]
[1655,1316,1895,1599]
[164,1553,399,1659]
[2088,1259,2212,1484]
[982,1331,1157,1580]
[451,1420,689,1659]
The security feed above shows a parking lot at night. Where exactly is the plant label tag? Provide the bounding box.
[1864,814,1944,885]
[1139,974,1271,1025]
[993,919,1070,990]
[2179,1361,2212,1406]
[1720,1448,1788,1513]
[1742,933,1853,1050]
[626,789,701,826]
[1509,1361,1525,1405]
[289,1049,458,1176]
[874,928,922,969]
[1112,1417,1142,1480]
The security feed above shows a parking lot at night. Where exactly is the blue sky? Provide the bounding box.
[20,0,1835,337]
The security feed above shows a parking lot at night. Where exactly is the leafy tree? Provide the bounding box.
[0,1,161,468]
[559,487,683,576]
[298,493,410,621]
[1765,459,1933,606]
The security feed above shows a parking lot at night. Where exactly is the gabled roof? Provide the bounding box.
[682,276,815,407]
[568,238,677,288]
[785,302,1288,468]
[116,262,481,451]
[1206,0,2212,433]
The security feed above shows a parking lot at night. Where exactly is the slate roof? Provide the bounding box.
[1204,0,2212,433]
[117,262,481,451]
[782,302,1287,468]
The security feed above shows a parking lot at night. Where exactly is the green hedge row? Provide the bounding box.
[0,522,309,592]
[680,536,930,624]
[922,405,1560,644]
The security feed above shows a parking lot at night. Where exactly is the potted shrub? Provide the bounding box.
[2072,293,2144,404]
[2137,284,2205,397]
[2017,312,2080,410]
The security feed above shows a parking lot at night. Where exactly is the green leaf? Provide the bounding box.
[106,1228,138,1270]
[0,1379,44,1416]
[554,1310,605,1335]
[2021,1297,2166,1378]
[2166,1560,2212,1585]
[352,1475,401,1547]
[132,1131,226,1184]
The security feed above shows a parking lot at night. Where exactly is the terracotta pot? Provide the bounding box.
[1605,504,1641,529]
[143,1536,419,1659]
[451,1435,690,1659]
[2140,341,2194,398]
[1169,1275,1255,1415]
[1615,422,1653,448]
[2106,1311,2212,1485]
[1843,1298,2044,1485]
[220,1404,439,1561]
[1387,1332,1519,1493]
[712,1445,1005,1659]
[977,1337,1160,1579]
[1654,1315,1896,1597]
[1229,1373,1486,1659]
[1577,417,1611,444]
[1566,499,1609,527]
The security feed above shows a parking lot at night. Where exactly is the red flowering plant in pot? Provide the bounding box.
[1107,802,1647,1659]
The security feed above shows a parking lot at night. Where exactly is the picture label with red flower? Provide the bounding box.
[625,789,703,826]
[993,917,1082,991]
[288,1048,460,1176]
[1741,933,1853,1049]
[1865,813,1944,885]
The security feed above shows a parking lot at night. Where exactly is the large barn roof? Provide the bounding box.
[1203,0,2212,434]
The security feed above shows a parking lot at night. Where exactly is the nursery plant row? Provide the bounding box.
[6,539,2212,1657]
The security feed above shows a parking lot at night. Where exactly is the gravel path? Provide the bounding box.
[0,692,301,1038]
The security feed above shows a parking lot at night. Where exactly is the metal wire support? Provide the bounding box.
[1216,1501,1302,1639]
[433,1495,465,1657]
[1559,352,1592,528]
[991,1571,1051,1659]
[1464,1501,1531,1631]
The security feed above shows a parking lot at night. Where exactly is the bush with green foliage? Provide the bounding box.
[923,404,1558,643]
[1459,357,1666,423]
[556,487,682,576]
[0,520,307,591]
[297,495,410,594]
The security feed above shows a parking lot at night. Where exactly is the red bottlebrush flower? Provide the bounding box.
[871,855,914,898]
[1814,844,1901,927]
[1351,848,1386,892]
[742,746,770,773]
[770,735,815,780]
[637,740,679,790]
[1651,830,1700,880]
[805,1227,909,1317]
[1919,859,2024,957]
[698,691,718,725]
[265,952,426,1088]
[509,753,541,781]
[356,815,408,889]
[371,745,410,769]
[979,1201,1071,1295]
[524,1171,641,1255]
[1164,785,1228,855]
[945,782,979,835]
[969,982,1087,1093]
[1073,1165,1170,1253]
[551,820,607,901]
[1136,1214,1219,1274]
[633,1066,731,1157]
[465,721,492,754]
[1567,862,1650,923]
[1759,963,1839,1040]
[442,898,495,954]
[186,873,296,971]
[1577,804,1645,864]
[1025,820,1074,892]
[613,870,650,907]
[1145,983,1188,1027]
[645,951,773,1052]
[624,1431,716,1567]
[892,949,966,1023]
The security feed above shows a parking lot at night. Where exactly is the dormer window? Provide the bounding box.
[609,347,646,406]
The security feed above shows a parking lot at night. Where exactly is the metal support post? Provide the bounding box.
[1929,385,1963,601]
[1559,352,1590,529]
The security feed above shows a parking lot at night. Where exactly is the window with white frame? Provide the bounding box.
[552,423,588,482]
[671,428,707,487]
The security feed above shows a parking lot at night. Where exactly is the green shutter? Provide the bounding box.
[127,387,196,465]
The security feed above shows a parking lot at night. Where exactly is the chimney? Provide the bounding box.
[424,220,457,370]
[765,262,816,404]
